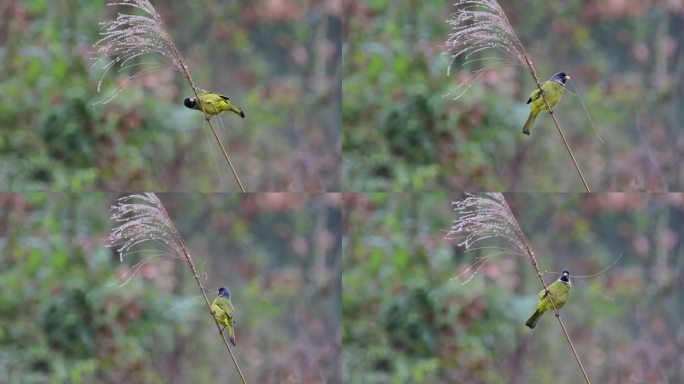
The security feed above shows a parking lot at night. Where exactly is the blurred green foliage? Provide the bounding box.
[0,193,341,383]
[0,0,340,191]
[343,0,684,191]
[343,193,684,383]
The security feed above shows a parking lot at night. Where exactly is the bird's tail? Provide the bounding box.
[525,310,542,329]
[229,326,236,346]
[522,111,537,135]
[229,105,245,118]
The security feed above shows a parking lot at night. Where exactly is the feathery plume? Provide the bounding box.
[107,192,185,262]
[447,193,527,256]
[93,0,188,103]
[446,0,525,76]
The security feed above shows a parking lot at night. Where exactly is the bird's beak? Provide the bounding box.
[565,75,571,80]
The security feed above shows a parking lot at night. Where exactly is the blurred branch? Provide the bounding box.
[107,193,248,383]
[449,193,591,383]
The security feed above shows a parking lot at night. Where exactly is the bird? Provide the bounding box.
[522,72,570,135]
[211,287,237,345]
[184,90,245,119]
[525,270,572,329]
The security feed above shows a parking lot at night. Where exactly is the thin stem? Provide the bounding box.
[527,252,591,384]
[204,117,246,192]
[164,26,246,193]
[470,4,591,192]
[553,316,589,382]
[159,25,245,192]
[447,1,591,191]
[104,2,247,192]
[180,245,248,384]
[503,198,591,384]
[183,86,245,192]
[153,198,248,383]
[547,110,591,192]
[509,29,590,191]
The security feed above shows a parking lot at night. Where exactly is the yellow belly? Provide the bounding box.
[537,284,570,313]
[211,303,230,326]
[531,81,565,114]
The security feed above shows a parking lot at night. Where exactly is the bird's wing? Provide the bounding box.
[527,87,542,104]
[197,89,229,100]
[216,300,235,323]
[211,301,228,325]
[538,287,549,299]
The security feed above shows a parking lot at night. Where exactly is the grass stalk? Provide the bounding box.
[446,0,591,191]
[500,197,591,383]
[95,0,246,192]
[108,193,248,382]
[449,193,591,383]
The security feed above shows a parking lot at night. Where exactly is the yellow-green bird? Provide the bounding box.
[184,90,245,119]
[522,72,570,135]
[525,270,571,329]
[211,287,237,345]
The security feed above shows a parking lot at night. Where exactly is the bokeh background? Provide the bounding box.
[0,193,341,383]
[0,0,341,192]
[343,193,684,383]
[343,0,684,192]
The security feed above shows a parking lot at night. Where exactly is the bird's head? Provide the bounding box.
[560,270,571,283]
[184,97,197,109]
[550,72,570,85]
[218,287,231,298]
